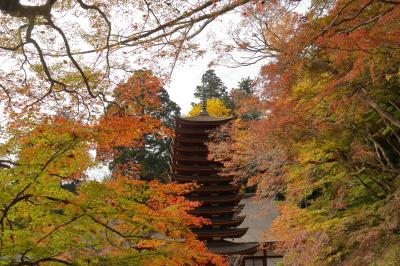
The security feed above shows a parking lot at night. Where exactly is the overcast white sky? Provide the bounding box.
[166,12,265,115]
[167,54,263,115]
[165,13,257,115]
[165,1,310,115]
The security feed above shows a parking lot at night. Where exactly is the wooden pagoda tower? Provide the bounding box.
[172,102,258,255]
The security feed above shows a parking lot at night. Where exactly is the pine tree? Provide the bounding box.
[236,77,254,95]
[194,69,233,108]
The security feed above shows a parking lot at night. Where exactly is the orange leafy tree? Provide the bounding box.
[210,0,400,265]
[97,70,173,180]
[0,85,225,265]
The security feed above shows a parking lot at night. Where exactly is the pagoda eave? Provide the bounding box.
[206,241,259,255]
[174,146,208,152]
[193,227,248,239]
[187,194,243,204]
[176,117,233,126]
[172,155,212,162]
[188,204,244,215]
[173,165,220,172]
[209,215,245,226]
[175,137,209,143]
[174,174,234,183]
[193,185,241,193]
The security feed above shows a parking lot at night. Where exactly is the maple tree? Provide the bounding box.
[106,70,180,181]
[209,0,400,265]
[0,113,226,265]
[0,2,262,265]
[0,67,226,266]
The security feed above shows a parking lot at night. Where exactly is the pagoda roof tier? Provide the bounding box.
[194,184,241,193]
[206,240,259,255]
[173,174,234,183]
[208,215,245,227]
[187,194,243,204]
[173,145,208,153]
[188,204,244,215]
[172,155,213,163]
[177,116,232,126]
[192,227,248,239]
[174,137,209,144]
[173,165,220,173]
[175,128,212,135]
[173,162,221,169]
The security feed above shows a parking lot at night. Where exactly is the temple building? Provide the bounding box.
[171,104,283,265]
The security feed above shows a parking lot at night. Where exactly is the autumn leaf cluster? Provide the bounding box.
[209,0,400,265]
[0,71,225,265]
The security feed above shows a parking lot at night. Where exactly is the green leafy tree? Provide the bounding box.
[194,69,233,108]
[236,77,255,96]
[230,77,261,121]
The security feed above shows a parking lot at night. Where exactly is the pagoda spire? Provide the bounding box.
[200,78,208,115]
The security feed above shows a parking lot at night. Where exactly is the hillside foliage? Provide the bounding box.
[0,79,224,265]
[209,0,400,265]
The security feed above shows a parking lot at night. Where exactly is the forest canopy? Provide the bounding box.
[208,0,400,265]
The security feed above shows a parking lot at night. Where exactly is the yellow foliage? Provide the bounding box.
[188,98,231,117]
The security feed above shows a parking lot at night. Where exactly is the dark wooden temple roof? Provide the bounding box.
[187,193,243,203]
[193,184,241,193]
[173,174,234,182]
[206,240,259,255]
[172,112,259,255]
[188,204,244,215]
[209,215,245,226]
[192,227,249,239]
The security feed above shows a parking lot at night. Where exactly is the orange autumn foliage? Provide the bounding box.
[1,83,225,265]
[210,1,400,265]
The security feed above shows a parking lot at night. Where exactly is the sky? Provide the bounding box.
[167,54,263,115]
[165,13,251,115]
[165,1,310,115]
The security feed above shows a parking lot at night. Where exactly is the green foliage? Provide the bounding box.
[193,69,233,108]
[236,77,254,96]
[230,77,261,121]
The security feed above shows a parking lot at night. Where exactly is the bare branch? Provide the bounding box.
[75,0,112,80]
[44,0,251,57]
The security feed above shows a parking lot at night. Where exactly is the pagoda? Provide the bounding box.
[171,98,258,255]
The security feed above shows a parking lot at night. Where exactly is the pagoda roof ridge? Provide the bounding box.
[192,227,249,238]
[177,114,233,122]
[208,215,246,226]
[188,204,244,215]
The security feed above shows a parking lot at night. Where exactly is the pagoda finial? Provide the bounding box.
[200,75,208,115]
